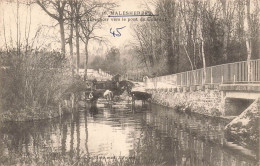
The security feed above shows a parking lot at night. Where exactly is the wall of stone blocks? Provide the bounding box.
[147,88,224,116]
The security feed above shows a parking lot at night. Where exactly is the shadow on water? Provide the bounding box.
[0,102,258,166]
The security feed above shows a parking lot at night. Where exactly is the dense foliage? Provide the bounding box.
[90,48,127,75]
[0,50,71,120]
[132,0,260,76]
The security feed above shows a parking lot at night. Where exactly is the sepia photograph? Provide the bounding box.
[0,0,259,165]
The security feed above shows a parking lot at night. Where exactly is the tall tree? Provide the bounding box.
[79,1,115,80]
[36,0,67,54]
[244,0,252,81]
[68,0,75,77]
[220,0,228,61]
[74,0,81,74]
[198,3,206,84]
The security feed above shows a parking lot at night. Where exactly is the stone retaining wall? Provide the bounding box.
[146,88,223,117]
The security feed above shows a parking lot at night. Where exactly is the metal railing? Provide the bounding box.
[98,69,112,79]
[127,71,144,82]
[150,59,260,87]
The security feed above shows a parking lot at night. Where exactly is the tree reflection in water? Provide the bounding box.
[89,104,99,116]
[0,103,258,165]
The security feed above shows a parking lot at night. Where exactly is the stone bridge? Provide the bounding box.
[142,59,260,117]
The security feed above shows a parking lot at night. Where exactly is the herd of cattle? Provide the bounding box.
[87,75,152,105]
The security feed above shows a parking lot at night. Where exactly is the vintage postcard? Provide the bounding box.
[0,0,259,165]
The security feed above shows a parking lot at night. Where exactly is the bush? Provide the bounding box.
[0,50,72,118]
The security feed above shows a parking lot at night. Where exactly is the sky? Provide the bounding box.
[0,0,154,56]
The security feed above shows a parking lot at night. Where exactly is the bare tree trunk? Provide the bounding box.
[75,5,80,75]
[180,0,197,70]
[221,0,228,61]
[76,25,80,74]
[36,0,67,55]
[201,38,206,85]
[183,43,194,71]
[84,39,89,81]
[176,14,181,73]
[193,2,198,70]
[198,11,206,84]
[168,32,175,73]
[59,20,66,55]
[244,0,252,82]
[24,3,32,53]
[69,2,74,77]
[16,0,20,56]
[2,10,8,50]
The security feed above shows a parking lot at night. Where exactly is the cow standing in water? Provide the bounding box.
[88,90,104,104]
[131,91,152,111]
[88,74,135,105]
[89,89,113,105]
[103,90,113,102]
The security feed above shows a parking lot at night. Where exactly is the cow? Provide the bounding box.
[103,90,113,102]
[131,91,152,110]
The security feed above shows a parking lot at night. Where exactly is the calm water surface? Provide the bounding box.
[0,102,258,166]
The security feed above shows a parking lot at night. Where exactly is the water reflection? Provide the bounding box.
[89,105,99,116]
[0,103,258,165]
